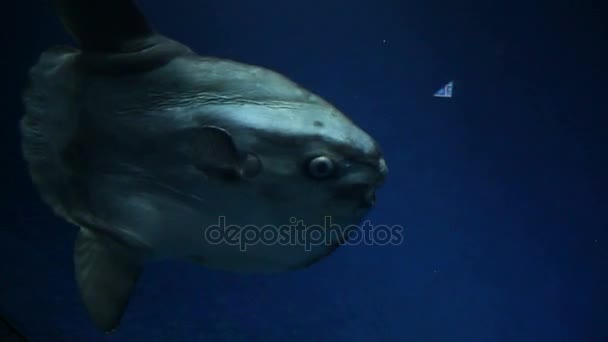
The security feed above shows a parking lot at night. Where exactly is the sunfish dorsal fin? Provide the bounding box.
[74,227,143,333]
[52,0,154,52]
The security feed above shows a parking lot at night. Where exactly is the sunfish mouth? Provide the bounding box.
[365,157,389,206]
[336,157,388,208]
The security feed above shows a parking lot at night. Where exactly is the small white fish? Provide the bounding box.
[434,81,454,98]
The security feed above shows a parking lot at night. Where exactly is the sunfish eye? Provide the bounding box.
[308,156,335,179]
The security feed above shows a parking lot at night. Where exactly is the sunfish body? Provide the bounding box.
[20,0,388,332]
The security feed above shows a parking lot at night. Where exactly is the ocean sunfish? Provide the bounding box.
[20,0,388,332]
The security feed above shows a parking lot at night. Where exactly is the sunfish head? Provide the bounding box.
[139,57,389,272]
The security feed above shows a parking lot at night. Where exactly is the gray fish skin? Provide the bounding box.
[20,0,388,333]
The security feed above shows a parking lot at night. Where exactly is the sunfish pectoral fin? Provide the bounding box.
[74,227,143,333]
[190,126,245,180]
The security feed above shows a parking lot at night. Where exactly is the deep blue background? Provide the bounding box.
[1,0,606,341]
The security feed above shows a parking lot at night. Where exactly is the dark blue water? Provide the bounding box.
[1,1,606,341]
